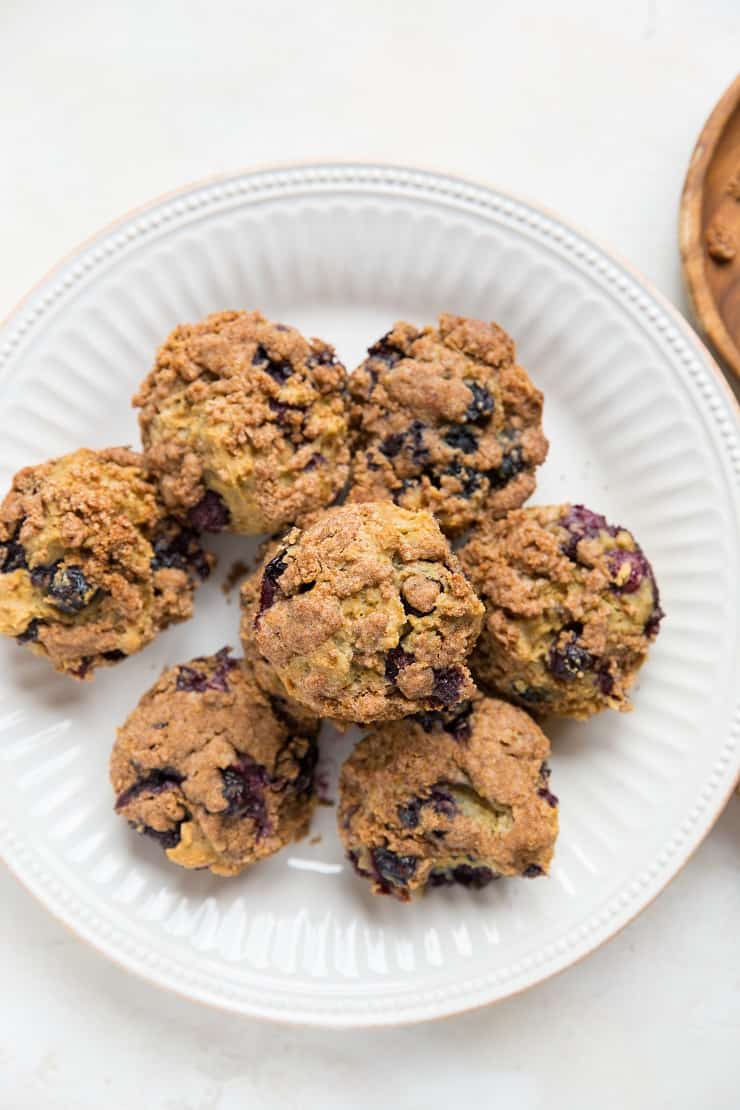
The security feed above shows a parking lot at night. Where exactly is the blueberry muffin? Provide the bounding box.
[0,447,210,678]
[459,505,664,719]
[347,314,548,536]
[111,649,319,876]
[134,310,350,535]
[243,502,484,723]
[338,694,558,901]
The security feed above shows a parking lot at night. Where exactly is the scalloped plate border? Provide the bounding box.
[1,163,739,1027]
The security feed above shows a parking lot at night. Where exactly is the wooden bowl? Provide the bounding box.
[680,73,740,382]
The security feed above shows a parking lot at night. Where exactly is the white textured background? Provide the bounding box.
[1,2,739,1107]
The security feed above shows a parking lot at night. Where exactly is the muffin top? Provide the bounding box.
[0,446,210,677]
[347,314,548,535]
[134,310,350,535]
[111,649,319,876]
[244,501,484,722]
[339,693,559,900]
[459,504,663,718]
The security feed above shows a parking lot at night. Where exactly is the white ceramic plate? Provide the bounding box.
[1,164,739,1028]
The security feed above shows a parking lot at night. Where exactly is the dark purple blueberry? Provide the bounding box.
[187,490,230,533]
[606,548,649,594]
[559,504,616,560]
[269,397,305,427]
[414,700,473,741]
[415,709,442,732]
[427,869,455,887]
[523,864,543,878]
[429,784,458,818]
[30,563,54,591]
[428,864,497,889]
[38,564,98,614]
[207,646,239,691]
[444,425,478,454]
[367,333,405,367]
[72,657,92,680]
[441,460,482,497]
[597,667,615,697]
[379,433,405,458]
[16,618,41,645]
[252,343,293,384]
[537,786,559,808]
[371,847,418,890]
[397,798,422,828]
[265,359,293,384]
[385,646,415,683]
[430,665,464,706]
[308,347,338,367]
[138,824,181,850]
[176,647,237,694]
[290,740,319,797]
[560,504,611,535]
[0,539,27,573]
[644,607,664,638]
[151,525,211,580]
[463,381,495,425]
[383,424,428,466]
[115,767,184,810]
[221,757,270,836]
[397,785,457,828]
[102,649,127,662]
[268,398,289,425]
[175,665,209,693]
[547,624,594,682]
[296,580,315,594]
[451,864,497,888]
[408,420,429,465]
[607,546,664,638]
[255,549,288,625]
[486,446,524,490]
[446,702,474,741]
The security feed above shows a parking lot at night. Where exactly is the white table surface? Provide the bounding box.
[2,2,739,1107]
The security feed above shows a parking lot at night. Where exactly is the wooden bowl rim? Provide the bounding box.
[680,73,740,382]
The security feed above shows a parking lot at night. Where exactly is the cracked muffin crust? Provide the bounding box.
[110,649,319,877]
[347,314,548,535]
[242,502,484,723]
[134,310,350,535]
[0,447,210,678]
[338,694,558,901]
[459,504,664,719]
